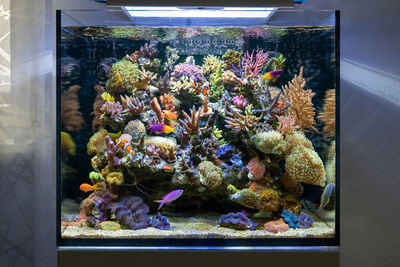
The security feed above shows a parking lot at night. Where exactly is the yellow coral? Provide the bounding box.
[251,130,283,154]
[285,146,325,187]
[318,89,336,137]
[202,55,224,75]
[275,130,313,155]
[101,92,114,102]
[87,129,108,155]
[61,131,76,156]
[260,188,280,201]
[144,136,176,151]
[170,76,195,94]
[106,172,124,185]
[282,66,317,132]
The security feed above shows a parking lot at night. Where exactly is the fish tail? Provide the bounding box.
[154,200,164,210]
[93,182,100,190]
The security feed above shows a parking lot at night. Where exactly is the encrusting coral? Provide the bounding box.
[318,89,336,137]
[282,66,317,132]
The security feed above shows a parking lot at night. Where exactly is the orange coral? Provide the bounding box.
[61,85,85,132]
[160,94,175,111]
[179,106,202,135]
[200,95,212,117]
[282,66,317,132]
[277,115,299,135]
[150,97,164,123]
[318,89,336,137]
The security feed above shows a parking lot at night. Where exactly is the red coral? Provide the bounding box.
[246,157,265,180]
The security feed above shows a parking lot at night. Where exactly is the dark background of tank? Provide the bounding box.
[2,0,400,266]
[60,25,335,200]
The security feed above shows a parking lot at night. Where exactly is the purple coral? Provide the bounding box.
[105,135,120,167]
[107,196,150,230]
[149,212,171,230]
[145,144,161,157]
[139,43,159,59]
[218,212,258,231]
[171,63,204,83]
[298,213,314,229]
[233,48,269,78]
[100,101,123,121]
[232,95,249,110]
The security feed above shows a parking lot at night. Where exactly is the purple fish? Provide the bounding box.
[262,69,284,79]
[154,189,183,210]
[148,124,175,134]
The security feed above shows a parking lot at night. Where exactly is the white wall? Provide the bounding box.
[1,0,399,266]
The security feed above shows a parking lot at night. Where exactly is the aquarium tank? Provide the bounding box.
[58,7,339,247]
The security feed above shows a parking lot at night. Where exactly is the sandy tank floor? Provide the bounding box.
[61,201,335,239]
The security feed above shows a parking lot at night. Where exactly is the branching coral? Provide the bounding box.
[222,71,243,85]
[233,48,269,78]
[253,86,290,119]
[224,104,262,133]
[318,89,336,137]
[120,95,144,116]
[61,85,85,132]
[100,101,123,121]
[138,66,157,90]
[139,42,159,59]
[202,55,223,75]
[277,115,299,135]
[160,94,175,111]
[163,46,179,72]
[150,97,164,123]
[179,106,202,135]
[105,135,120,167]
[282,66,317,132]
[200,95,212,117]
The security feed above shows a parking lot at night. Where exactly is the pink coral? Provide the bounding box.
[246,157,265,180]
[100,101,123,121]
[263,218,289,233]
[232,95,249,110]
[241,48,269,78]
[171,63,204,83]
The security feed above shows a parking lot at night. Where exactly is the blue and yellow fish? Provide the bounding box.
[192,82,213,96]
[318,183,335,209]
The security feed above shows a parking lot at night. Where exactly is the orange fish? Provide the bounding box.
[162,165,174,173]
[112,73,121,86]
[115,138,136,157]
[275,100,285,109]
[163,110,178,121]
[192,82,213,96]
[79,182,100,193]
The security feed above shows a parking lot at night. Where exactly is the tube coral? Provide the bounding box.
[282,67,317,132]
[318,89,336,137]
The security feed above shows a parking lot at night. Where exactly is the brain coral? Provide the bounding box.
[197,161,223,189]
[87,129,108,155]
[106,59,140,94]
[285,146,325,186]
[124,119,146,141]
[251,130,283,154]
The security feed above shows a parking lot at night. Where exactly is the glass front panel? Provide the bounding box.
[58,8,338,246]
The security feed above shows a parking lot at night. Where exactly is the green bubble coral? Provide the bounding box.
[89,171,104,181]
[106,59,140,94]
[106,172,124,186]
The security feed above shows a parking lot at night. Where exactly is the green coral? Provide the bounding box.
[212,126,227,146]
[240,189,259,207]
[209,62,224,99]
[197,161,223,189]
[89,171,104,181]
[222,50,242,69]
[106,59,140,94]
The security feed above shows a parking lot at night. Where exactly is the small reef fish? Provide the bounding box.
[162,165,175,173]
[163,110,178,122]
[192,82,213,96]
[101,92,114,102]
[115,137,136,157]
[79,183,100,193]
[262,70,284,80]
[274,100,285,109]
[318,183,335,209]
[148,124,175,134]
[112,73,121,85]
[154,189,184,210]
